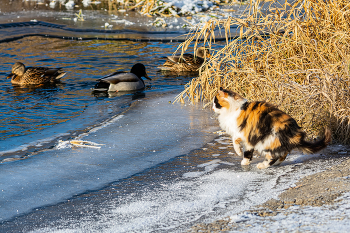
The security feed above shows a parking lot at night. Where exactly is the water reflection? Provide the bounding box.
[158,70,200,77]
[92,89,146,99]
[8,83,65,96]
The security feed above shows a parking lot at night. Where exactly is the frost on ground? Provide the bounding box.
[9,134,348,233]
[222,194,350,233]
[190,145,350,232]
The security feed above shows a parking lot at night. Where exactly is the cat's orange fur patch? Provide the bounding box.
[217,93,230,110]
[234,138,242,144]
[289,134,302,144]
[238,102,266,139]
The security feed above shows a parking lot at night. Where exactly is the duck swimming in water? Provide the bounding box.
[7,62,66,85]
[93,63,151,92]
[157,47,210,72]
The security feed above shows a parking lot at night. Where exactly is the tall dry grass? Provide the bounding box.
[176,0,350,144]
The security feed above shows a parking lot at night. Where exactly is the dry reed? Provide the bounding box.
[176,0,350,144]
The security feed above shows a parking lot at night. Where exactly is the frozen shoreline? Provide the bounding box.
[190,146,350,232]
[0,91,219,225]
[2,117,349,232]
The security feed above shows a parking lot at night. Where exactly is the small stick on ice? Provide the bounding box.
[70,140,105,149]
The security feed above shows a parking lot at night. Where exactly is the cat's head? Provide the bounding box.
[213,87,246,113]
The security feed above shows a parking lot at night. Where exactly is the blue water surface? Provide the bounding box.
[0,37,197,158]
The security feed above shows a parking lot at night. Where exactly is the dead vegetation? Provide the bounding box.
[175,0,350,144]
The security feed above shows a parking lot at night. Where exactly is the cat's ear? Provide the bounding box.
[218,87,224,95]
[217,88,225,97]
[218,87,227,98]
[218,87,225,95]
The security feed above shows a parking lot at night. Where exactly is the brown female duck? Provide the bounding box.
[158,47,210,72]
[7,62,66,85]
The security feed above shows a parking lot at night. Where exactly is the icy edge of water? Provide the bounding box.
[0,92,218,223]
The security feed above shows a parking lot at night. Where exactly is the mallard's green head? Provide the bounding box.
[131,63,151,80]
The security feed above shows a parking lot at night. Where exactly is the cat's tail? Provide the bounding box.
[299,127,332,154]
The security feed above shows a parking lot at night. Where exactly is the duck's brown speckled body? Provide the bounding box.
[158,47,210,72]
[7,62,66,85]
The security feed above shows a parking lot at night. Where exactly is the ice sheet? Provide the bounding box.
[0,92,218,222]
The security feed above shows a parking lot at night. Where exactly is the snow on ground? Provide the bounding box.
[230,193,350,232]
[163,0,214,15]
[13,143,347,233]
[53,0,246,30]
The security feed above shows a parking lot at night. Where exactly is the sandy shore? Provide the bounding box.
[188,139,350,232]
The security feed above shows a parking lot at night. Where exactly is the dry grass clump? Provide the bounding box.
[176,0,350,144]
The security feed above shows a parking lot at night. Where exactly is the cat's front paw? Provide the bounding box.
[257,161,269,169]
[241,158,250,166]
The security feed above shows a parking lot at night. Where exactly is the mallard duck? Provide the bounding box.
[7,62,66,85]
[158,47,210,72]
[93,63,151,92]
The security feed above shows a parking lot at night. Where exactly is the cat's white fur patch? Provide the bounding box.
[254,133,276,154]
[214,98,247,140]
[232,140,243,156]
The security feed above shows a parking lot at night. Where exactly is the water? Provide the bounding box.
[0,37,196,157]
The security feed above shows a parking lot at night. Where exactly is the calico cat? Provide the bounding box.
[213,87,331,169]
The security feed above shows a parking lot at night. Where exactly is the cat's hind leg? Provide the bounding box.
[273,152,289,166]
[257,152,278,169]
